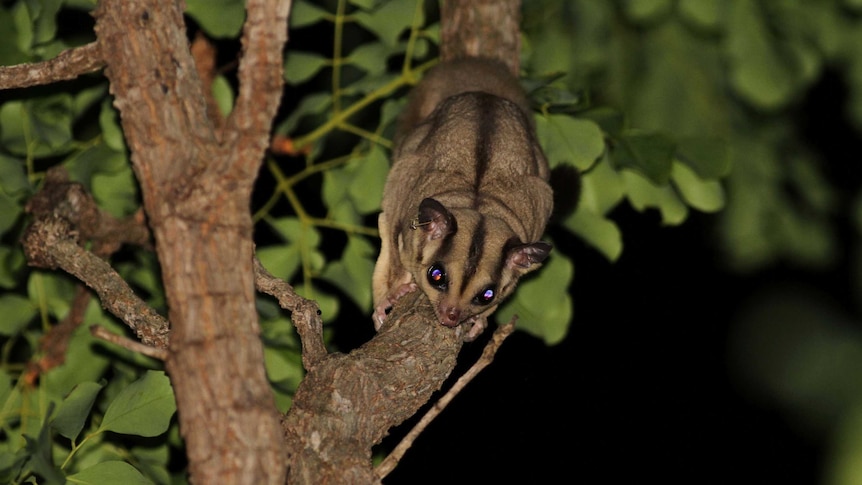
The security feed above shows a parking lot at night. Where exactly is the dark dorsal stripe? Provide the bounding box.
[459,215,486,292]
[473,94,497,195]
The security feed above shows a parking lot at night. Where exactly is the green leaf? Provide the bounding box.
[42,323,112,399]
[91,166,139,217]
[0,6,29,66]
[66,461,154,485]
[676,136,731,179]
[777,209,835,267]
[341,71,398,97]
[185,0,245,38]
[51,381,104,441]
[0,191,23,236]
[275,92,332,135]
[0,448,28,485]
[349,0,380,9]
[347,41,391,77]
[0,246,25,289]
[28,0,63,46]
[64,141,129,190]
[678,0,722,31]
[496,251,573,345]
[354,0,420,47]
[671,161,725,213]
[348,145,388,214]
[11,2,34,53]
[613,131,675,185]
[0,370,12,411]
[264,346,304,388]
[0,95,75,157]
[260,314,299,348]
[99,99,125,152]
[580,107,625,139]
[320,235,376,311]
[296,284,340,323]
[23,403,65,485]
[290,0,330,28]
[326,198,363,227]
[578,154,624,215]
[212,74,235,117]
[284,50,329,85]
[267,217,321,247]
[726,1,799,110]
[324,147,390,217]
[0,153,31,199]
[27,271,75,321]
[536,113,605,171]
[265,345,303,411]
[256,243,301,282]
[622,170,688,225]
[27,94,74,153]
[621,0,672,24]
[128,445,170,485]
[98,371,176,437]
[379,98,404,133]
[0,293,36,336]
[72,84,107,121]
[564,208,623,261]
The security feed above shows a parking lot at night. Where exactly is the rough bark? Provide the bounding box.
[90,1,291,483]
[440,0,522,75]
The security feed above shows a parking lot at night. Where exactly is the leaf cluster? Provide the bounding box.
[523,0,862,271]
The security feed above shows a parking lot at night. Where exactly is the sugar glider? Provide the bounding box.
[372,58,554,341]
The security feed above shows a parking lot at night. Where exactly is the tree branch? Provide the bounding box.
[282,291,468,484]
[225,0,292,178]
[0,43,104,89]
[90,324,170,360]
[21,168,168,348]
[21,214,170,349]
[253,256,327,370]
[374,317,517,480]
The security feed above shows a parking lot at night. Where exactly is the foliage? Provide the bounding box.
[16,0,862,482]
[523,0,862,272]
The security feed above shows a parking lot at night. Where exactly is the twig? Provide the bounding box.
[253,256,327,370]
[374,317,518,480]
[0,42,104,89]
[90,325,169,361]
[21,215,170,349]
[225,0,292,176]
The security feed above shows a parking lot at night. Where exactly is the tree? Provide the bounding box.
[5,0,860,484]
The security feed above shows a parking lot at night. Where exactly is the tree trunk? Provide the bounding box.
[92,1,291,483]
